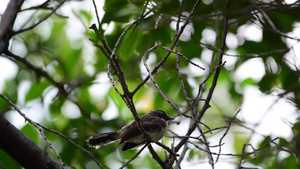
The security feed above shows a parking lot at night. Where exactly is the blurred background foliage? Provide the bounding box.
[1,0,300,168]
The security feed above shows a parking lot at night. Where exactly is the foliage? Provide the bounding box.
[0,0,300,168]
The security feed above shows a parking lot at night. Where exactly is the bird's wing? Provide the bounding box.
[120,116,162,143]
[120,120,142,143]
[122,142,143,151]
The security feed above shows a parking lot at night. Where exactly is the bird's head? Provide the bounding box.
[149,110,173,121]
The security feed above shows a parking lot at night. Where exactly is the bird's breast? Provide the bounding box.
[147,125,167,142]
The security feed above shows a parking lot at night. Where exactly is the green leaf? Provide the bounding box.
[102,0,131,23]
[26,80,51,101]
[233,131,249,154]
[278,137,289,147]
[250,136,273,165]
[258,74,275,93]
[241,77,257,87]
[280,67,300,90]
[284,156,300,169]
[0,97,10,112]
[0,149,22,169]
[292,122,300,131]
[21,124,39,144]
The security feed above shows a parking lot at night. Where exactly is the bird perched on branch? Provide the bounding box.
[86,110,173,151]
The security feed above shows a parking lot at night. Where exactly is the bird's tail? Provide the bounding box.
[86,131,120,149]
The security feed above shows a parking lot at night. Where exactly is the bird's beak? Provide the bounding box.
[167,116,174,121]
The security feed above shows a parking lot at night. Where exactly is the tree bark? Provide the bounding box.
[0,0,24,53]
[0,113,75,169]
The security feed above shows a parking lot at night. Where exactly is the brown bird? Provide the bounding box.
[86,110,173,151]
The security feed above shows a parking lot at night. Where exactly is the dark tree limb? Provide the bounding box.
[0,0,24,53]
[148,144,166,169]
[0,94,66,167]
[0,113,75,169]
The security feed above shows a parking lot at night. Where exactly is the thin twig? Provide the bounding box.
[20,0,52,11]
[90,0,112,55]
[132,0,203,96]
[188,137,279,160]
[3,51,67,95]
[37,124,103,169]
[119,142,150,169]
[154,142,181,169]
[142,44,179,111]
[250,0,300,41]
[194,38,291,58]
[91,0,101,28]
[176,142,188,168]
[13,0,67,35]
[163,1,208,166]
[215,109,241,163]
[0,94,66,168]
[172,1,230,166]
[106,10,153,138]
[198,125,214,168]
[174,0,191,119]
[161,46,205,70]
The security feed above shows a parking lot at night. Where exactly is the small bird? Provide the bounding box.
[86,110,173,151]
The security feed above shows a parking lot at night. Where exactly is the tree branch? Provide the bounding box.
[119,142,150,169]
[37,124,103,169]
[0,94,66,168]
[148,144,166,169]
[0,113,75,169]
[166,0,230,167]
[12,0,67,35]
[0,0,24,53]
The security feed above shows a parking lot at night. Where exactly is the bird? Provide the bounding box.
[86,110,173,151]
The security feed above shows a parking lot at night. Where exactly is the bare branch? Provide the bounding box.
[0,94,66,168]
[148,144,166,169]
[3,51,67,94]
[13,0,67,35]
[0,0,24,53]
[161,46,205,70]
[142,44,179,111]
[37,124,103,169]
[169,2,230,168]
[250,0,300,41]
[132,0,203,96]
[120,142,150,169]
[215,109,241,163]
[20,0,52,11]
[0,113,75,169]
[105,10,153,138]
